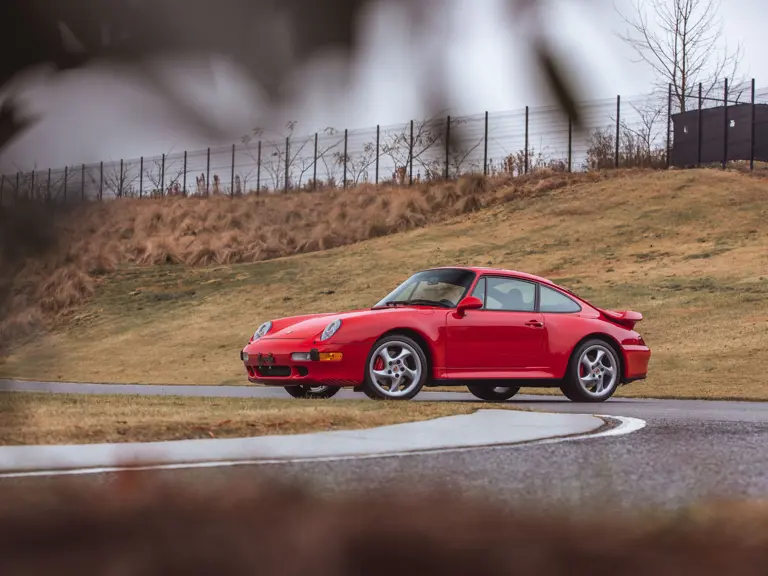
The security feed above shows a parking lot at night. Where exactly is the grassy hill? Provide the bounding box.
[1,168,767,400]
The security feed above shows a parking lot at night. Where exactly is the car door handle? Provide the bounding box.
[525,320,544,328]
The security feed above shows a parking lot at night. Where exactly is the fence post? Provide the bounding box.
[568,114,573,172]
[256,141,261,194]
[284,136,290,193]
[46,168,51,202]
[409,120,414,185]
[445,115,450,179]
[231,144,236,196]
[697,83,703,167]
[343,129,348,189]
[183,151,187,196]
[139,157,144,198]
[99,162,103,200]
[615,95,621,169]
[524,106,529,174]
[63,166,68,203]
[750,78,756,171]
[161,154,166,195]
[206,147,211,195]
[666,83,672,168]
[483,111,489,176]
[375,125,380,185]
[722,78,729,170]
[313,132,318,189]
[119,159,124,197]
[81,164,85,202]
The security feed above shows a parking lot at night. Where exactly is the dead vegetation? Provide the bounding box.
[0,169,609,344]
[0,392,515,445]
[2,168,767,400]
[0,479,767,575]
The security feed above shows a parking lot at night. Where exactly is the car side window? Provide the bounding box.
[485,277,536,312]
[539,285,582,313]
[470,277,486,305]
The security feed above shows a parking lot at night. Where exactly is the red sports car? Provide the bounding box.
[241,267,650,402]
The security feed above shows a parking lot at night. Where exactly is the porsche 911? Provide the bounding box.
[240,267,650,403]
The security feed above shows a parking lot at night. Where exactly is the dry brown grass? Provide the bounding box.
[1,168,767,400]
[0,391,513,445]
[1,479,768,575]
[0,169,607,344]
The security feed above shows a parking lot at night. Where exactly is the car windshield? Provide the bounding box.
[374,269,476,309]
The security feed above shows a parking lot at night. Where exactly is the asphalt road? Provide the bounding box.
[2,379,768,509]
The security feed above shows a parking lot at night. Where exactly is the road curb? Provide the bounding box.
[0,409,618,478]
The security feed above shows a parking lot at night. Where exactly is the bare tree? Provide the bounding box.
[236,163,258,194]
[259,142,287,192]
[337,139,379,186]
[447,120,486,178]
[4,162,55,201]
[315,128,346,188]
[143,153,186,197]
[285,135,314,190]
[380,115,448,182]
[621,99,666,163]
[103,160,140,198]
[615,0,744,112]
[245,121,318,191]
[291,137,322,189]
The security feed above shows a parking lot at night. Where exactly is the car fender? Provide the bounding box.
[329,309,446,370]
[566,331,626,378]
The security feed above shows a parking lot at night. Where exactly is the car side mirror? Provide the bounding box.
[456,296,483,317]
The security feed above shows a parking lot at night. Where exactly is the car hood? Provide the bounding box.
[262,307,435,341]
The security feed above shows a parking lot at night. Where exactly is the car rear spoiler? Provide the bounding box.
[598,308,643,330]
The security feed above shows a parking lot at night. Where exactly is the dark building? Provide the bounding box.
[670,103,768,167]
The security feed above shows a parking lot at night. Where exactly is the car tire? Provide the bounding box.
[284,385,341,399]
[467,385,520,402]
[560,338,622,403]
[362,334,429,400]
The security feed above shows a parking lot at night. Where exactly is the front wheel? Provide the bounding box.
[560,339,621,402]
[284,385,341,399]
[362,335,428,400]
[467,385,520,402]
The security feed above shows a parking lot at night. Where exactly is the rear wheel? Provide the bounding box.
[362,335,428,400]
[560,339,621,402]
[284,385,341,399]
[467,385,520,402]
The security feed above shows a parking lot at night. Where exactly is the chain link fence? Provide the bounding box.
[1,78,764,206]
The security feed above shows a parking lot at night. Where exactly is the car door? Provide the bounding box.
[536,283,585,375]
[445,275,547,376]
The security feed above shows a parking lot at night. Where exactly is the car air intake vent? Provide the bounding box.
[256,366,292,377]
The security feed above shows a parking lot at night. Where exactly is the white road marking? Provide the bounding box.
[0,415,646,479]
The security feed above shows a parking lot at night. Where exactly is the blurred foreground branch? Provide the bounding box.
[0,0,588,155]
[1,479,767,575]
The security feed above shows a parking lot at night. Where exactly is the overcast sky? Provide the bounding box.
[0,0,765,173]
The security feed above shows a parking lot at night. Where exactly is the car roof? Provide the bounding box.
[428,266,587,297]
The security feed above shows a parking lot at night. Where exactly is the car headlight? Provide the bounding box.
[319,319,342,341]
[252,321,272,341]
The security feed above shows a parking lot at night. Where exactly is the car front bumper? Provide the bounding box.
[241,338,367,387]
